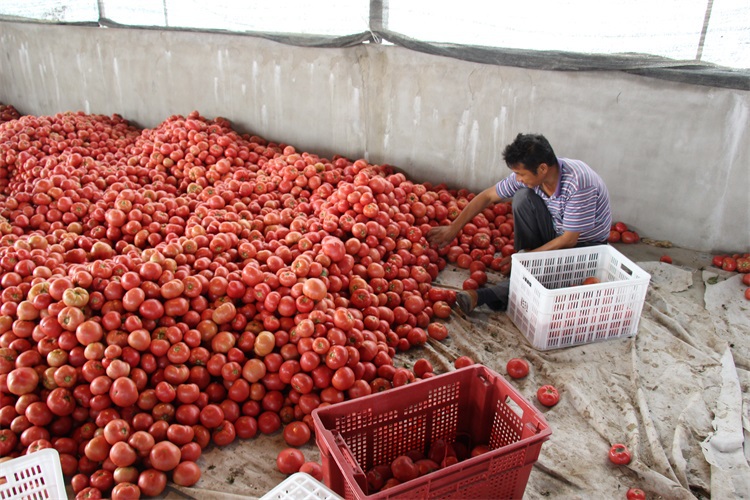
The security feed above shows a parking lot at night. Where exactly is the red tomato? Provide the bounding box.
[454,356,474,369]
[620,231,639,244]
[277,448,306,474]
[299,461,323,481]
[608,443,632,465]
[390,455,418,482]
[282,421,311,447]
[137,469,167,497]
[149,441,181,472]
[626,488,646,500]
[172,461,201,486]
[505,358,529,379]
[659,255,673,264]
[536,385,560,407]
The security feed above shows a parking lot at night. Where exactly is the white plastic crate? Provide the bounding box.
[508,245,651,350]
[261,472,342,500]
[0,448,67,500]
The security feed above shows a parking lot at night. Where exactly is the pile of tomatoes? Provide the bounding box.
[366,437,490,493]
[608,221,640,244]
[0,110,515,498]
[712,253,750,300]
[0,104,21,125]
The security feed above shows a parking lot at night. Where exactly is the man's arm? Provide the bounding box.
[528,230,579,252]
[426,186,504,248]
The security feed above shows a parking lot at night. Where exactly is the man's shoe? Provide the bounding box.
[456,289,478,314]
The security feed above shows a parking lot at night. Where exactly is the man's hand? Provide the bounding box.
[498,255,512,276]
[426,225,457,249]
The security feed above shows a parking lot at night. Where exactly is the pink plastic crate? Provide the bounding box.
[312,365,551,499]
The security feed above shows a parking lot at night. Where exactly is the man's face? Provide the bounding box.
[511,163,547,188]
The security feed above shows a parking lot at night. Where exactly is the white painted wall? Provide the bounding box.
[1,22,748,253]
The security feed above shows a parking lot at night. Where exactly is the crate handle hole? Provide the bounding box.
[619,263,633,276]
[523,276,531,287]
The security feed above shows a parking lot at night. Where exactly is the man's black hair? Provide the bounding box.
[502,134,558,174]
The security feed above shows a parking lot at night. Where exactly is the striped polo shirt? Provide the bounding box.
[495,158,612,243]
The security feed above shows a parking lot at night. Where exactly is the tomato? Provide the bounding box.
[110,483,140,500]
[137,469,166,497]
[722,257,737,272]
[277,447,306,474]
[609,443,632,465]
[172,461,201,486]
[626,487,646,500]
[536,385,560,407]
[505,358,529,379]
[282,421,311,447]
[299,461,323,481]
[745,288,750,300]
[454,356,474,369]
[712,255,726,268]
[0,429,18,456]
[6,367,39,395]
[413,359,433,378]
[149,441,181,472]
[390,455,419,482]
[620,231,639,244]
[212,420,236,446]
[659,255,672,264]
[110,377,138,407]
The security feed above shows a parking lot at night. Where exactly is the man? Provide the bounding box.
[426,133,612,313]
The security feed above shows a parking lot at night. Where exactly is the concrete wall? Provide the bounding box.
[1,22,748,253]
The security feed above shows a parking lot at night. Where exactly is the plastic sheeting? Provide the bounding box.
[0,1,747,89]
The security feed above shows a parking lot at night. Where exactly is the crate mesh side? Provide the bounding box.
[511,246,648,350]
[489,396,523,448]
[429,449,528,499]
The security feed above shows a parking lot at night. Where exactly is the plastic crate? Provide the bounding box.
[312,365,551,500]
[508,244,651,351]
[0,448,67,500]
[261,472,343,500]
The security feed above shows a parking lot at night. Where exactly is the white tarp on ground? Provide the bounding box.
[151,243,750,499]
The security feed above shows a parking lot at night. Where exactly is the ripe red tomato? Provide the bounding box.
[427,322,449,341]
[608,443,632,465]
[620,231,639,244]
[613,221,628,233]
[743,273,750,286]
[137,469,167,497]
[390,455,419,482]
[722,257,737,272]
[172,461,201,486]
[149,440,181,472]
[744,288,750,300]
[626,487,646,500]
[659,255,673,264]
[299,462,323,481]
[454,356,474,369]
[505,358,529,379]
[462,278,478,290]
[282,421,311,447]
[536,385,560,407]
[277,448,306,474]
[607,230,621,243]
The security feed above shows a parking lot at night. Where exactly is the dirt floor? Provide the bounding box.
[165,241,750,500]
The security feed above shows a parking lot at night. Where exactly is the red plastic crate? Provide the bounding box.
[312,365,551,499]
